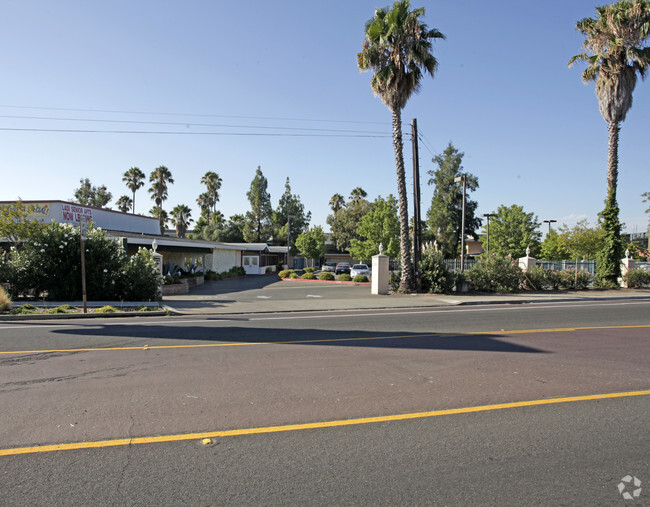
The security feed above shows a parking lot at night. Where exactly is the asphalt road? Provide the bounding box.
[1,301,649,505]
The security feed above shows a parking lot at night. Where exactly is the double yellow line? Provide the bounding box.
[2,390,648,457]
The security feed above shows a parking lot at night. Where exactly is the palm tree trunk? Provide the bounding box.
[607,122,619,199]
[392,108,414,292]
[132,191,136,214]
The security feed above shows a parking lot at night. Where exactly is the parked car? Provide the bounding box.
[322,262,336,273]
[350,263,370,278]
[335,262,351,275]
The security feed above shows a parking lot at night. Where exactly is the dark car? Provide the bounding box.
[335,262,351,275]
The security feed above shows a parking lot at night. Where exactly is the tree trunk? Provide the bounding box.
[392,109,414,292]
[607,122,619,199]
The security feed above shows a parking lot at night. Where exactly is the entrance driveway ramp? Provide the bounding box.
[161,274,650,316]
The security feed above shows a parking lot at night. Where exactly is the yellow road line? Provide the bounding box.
[1,390,648,457]
[1,324,648,356]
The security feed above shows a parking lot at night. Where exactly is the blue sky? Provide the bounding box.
[1,0,648,236]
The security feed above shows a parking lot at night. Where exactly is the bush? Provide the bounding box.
[96,305,117,313]
[338,273,352,282]
[278,270,294,278]
[464,253,522,293]
[301,272,316,280]
[0,285,11,311]
[353,274,370,283]
[289,272,299,279]
[204,270,221,281]
[265,267,273,274]
[622,269,650,288]
[389,271,401,292]
[319,272,335,281]
[419,249,455,294]
[304,267,316,273]
[557,269,593,290]
[11,304,37,315]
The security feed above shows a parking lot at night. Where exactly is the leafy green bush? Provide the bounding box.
[11,304,37,314]
[319,272,335,281]
[464,253,522,293]
[48,304,78,313]
[622,269,650,288]
[389,271,401,292]
[204,270,221,281]
[278,270,294,278]
[304,267,316,273]
[521,266,555,290]
[289,272,299,279]
[557,269,593,290]
[338,273,352,282]
[419,249,455,294]
[353,274,370,283]
[301,272,316,280]
[96,305,117,313]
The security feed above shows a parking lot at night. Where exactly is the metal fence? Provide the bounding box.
[635,262,650,272]
[440,258,597,274]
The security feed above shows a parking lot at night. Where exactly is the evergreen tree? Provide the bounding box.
[486,204,542,259]
[425,142,481,258]
[243,166,273,243]
[273,177,311,255]
[349,195,400,262]
[326,188,372,252]
[73,178,112,208]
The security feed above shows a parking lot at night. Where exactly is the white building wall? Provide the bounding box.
[210,248,238,273]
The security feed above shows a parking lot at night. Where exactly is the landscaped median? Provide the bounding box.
[277,269,371,285]
[0,301,167,320]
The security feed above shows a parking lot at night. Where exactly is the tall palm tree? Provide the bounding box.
[196,192,213,223]
[358,0,444,292]
[349,187,367,204]
[149,206,168,235]
[116,195,133,213]
[122,167,145,214]
[171,204,193,238]
[569,0,650,199]
[148,166,174,231]
[569,0,650,284]
[329,193,345,215]
[200,171,222,222]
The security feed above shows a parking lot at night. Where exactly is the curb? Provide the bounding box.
[278,277,371,285]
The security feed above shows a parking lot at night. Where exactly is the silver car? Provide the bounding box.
[350,263,370,278]
[322,262,336,273]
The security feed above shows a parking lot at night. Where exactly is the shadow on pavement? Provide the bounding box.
[51,325,547,354]
[184,274,281,296]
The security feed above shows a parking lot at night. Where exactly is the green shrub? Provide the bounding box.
[319,272,335,281]
[47,304,78,314]
[278,270,294,278]
[419,249,455,294]
[389,271,401,292]
[464,253,522,293]
[338,273,352,282]
[11,304,38,315]
[301,272,316,280]
[353,274,370,283]
[289,272,299,279]
[521,266,555,290]
[96,305,118,313]
[304,267,316,273]
[0,285,11,312]
[137,305,158,312]
[557,269,593,290]
[622,269,650,288]
[204,270,221,281]
[265,267,273,274]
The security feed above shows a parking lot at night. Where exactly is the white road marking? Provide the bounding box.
[306,295,323,298]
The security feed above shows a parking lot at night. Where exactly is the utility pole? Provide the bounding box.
[411,118,421,290]
[482,213,495,254]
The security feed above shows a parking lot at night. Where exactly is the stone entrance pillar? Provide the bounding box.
[371,248,389,295]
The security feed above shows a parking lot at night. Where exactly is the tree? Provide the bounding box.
[148,166,174,234]
[426,142,481,259]
[643,191,650,216]
[295,226,326,267]
[199,171,222,224]
[540,230,571,260]
[72,178,112,208]
[358,0,444,292]
[349,195,400,262]
[329,194,345,215]
[569,0,650,284]
[122,167,145,214]
[273,177,311,255]
[196,192,212,225]
[116,195,133,214]
[0,201,45,247]
[485,204,542,259]
[149,206,168,235]
[170,204,193,238]
[558,220,604,260]
[326,188,372,252]
[243,166,273,243]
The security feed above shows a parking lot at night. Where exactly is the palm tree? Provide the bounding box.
[358,0,444,292]
[148,166,174,231]
[171,204,193,238]
[349,187,367,204]
[329,193,345,215]
[116,195,133,213]
[569,0,650,284]
[122,167,145,214]
[200,171,222,222]
[150,206,168,235]
[196,192,213,222]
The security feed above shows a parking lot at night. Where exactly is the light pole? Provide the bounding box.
[286,215,295,269]
[454,175,467,272]
[482,213,495,254]
[543,219,557,235]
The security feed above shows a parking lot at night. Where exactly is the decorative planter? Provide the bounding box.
[162,280,189,295]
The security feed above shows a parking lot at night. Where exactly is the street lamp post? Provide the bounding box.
[454,175,467,272]
[482,213,495,254]
[543,219,557,235]
[286,215,295,269]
